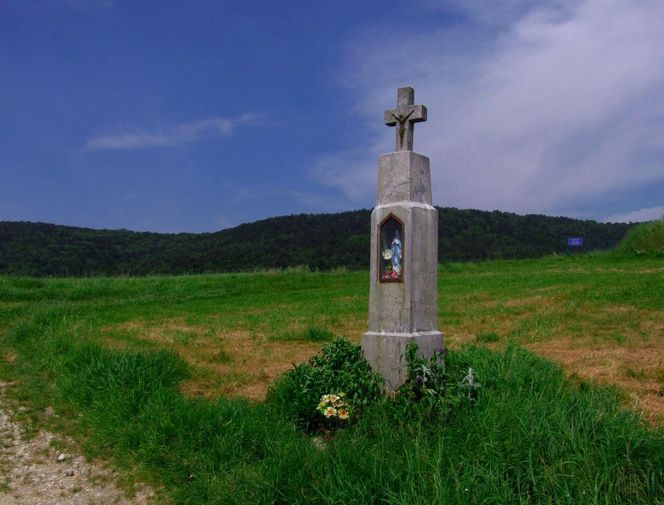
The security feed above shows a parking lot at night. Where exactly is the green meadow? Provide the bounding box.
[1,253,663,504]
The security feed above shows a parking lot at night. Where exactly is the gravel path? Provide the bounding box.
[0,383,156,505]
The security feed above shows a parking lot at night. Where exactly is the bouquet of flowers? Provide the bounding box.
[316,393,350,427]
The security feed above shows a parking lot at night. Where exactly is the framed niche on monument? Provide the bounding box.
[379,215,404,283]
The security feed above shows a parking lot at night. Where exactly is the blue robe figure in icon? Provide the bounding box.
[391,230,402,278]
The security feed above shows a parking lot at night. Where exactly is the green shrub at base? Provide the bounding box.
[267,337,384,432]
[387,342,480,422]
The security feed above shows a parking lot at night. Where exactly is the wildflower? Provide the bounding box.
[324,406,337,418]
[459,367,481,403]
[338,409,349,420]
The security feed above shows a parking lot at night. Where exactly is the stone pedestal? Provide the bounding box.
[362,150,444,390]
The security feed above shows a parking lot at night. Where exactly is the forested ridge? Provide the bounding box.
[0,208,633,276]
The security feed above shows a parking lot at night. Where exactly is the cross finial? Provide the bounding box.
[384,86,427,151]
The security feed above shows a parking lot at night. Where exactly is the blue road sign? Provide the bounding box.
[567,237,584,247]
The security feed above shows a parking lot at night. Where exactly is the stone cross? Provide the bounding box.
[363,86,443,390]
[384,86,427,151]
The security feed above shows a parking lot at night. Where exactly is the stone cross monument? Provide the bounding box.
[384,86,427,152]
[362,86,444,390]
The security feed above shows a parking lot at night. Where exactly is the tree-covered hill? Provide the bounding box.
[0,208,633,276]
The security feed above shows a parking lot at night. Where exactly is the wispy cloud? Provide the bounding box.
[316,0,664,219]
[413,0,564,26]
[310,149,378,203]
[85,114,256,151]
[604,205,664,223]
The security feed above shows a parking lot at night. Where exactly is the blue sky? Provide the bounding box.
[1,0,663,232]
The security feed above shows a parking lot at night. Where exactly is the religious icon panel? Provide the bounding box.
[379,216,404,283]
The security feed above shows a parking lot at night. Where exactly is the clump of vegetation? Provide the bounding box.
[271,339,482,433]
[389,343,456,419]
[267,338,384,432]
[305,327,336,342]
[376,342,483,426]
[615,219,664,257]
[271,326,336,343]
[476,330,500,343]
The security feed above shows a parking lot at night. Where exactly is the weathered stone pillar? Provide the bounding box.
[362,87,444,390]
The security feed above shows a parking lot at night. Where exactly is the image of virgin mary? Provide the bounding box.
[380,216,404,282]
[390,230,402,277]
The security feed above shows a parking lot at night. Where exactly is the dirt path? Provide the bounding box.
[0,383,155,505]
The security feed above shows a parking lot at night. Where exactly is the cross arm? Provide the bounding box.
[384,104,428,126]
[384,109,398,126]
[409,104,427,123]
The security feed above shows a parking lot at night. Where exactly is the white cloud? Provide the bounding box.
[85,114,256,151]
[413,0,568,26]
[310,148,378,203]
[604,205,664,223]
[317,0,664,218]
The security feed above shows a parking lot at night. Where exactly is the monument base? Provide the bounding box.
[362,330,444,390]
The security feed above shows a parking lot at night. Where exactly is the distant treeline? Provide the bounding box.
[0,208,633,276]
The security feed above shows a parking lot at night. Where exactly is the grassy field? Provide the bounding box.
[1,253,663,503]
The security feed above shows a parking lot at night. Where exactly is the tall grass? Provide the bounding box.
[2,307,663,504]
